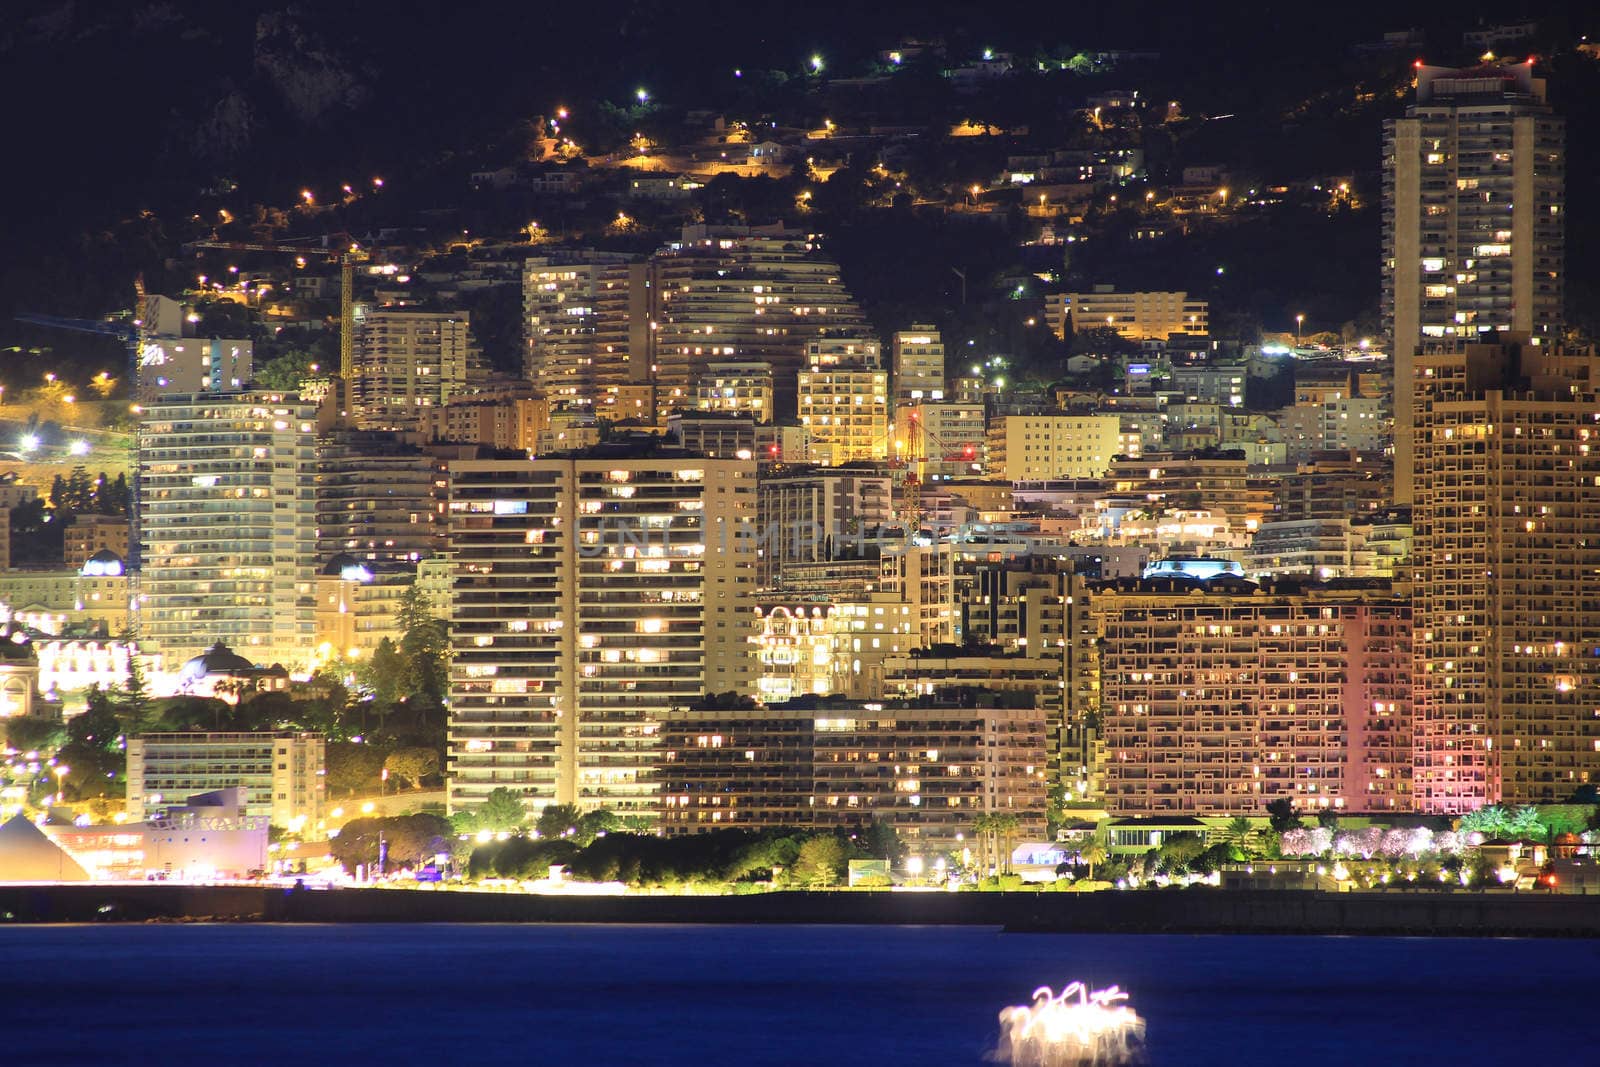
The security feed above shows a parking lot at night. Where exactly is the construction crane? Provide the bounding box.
[894,410,984,532]
[184,236,369,379]
[14,277,151,579]
[16,276,151,393]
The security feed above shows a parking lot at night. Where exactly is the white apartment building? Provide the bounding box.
[352,309,477,431]
[139,391,328,668]
[127,731,326,832]
[446,441,757,822]
[993,413,1121,482]
[892,325,946,408]
[523,252,650,410]
[797,366,889,465]
[1046,287,1208,341]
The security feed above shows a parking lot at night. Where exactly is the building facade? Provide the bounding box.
[659,698,1048,855]
[139,391,326,668]
[446,442,757,822]
[1410,337,1600,811]
[1093,575,1413,816]
[126,732,326,832]
[1383,60,1564,502]
[1046,288,1208,341]
[352,309,477,431]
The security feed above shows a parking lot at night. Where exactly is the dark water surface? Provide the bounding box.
[1,923,1592,1064]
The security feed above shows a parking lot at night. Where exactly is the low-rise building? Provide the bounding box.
[659,695,1048,856]
[126,732,327,833]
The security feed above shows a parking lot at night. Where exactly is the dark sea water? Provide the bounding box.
[1,923,1593,1065]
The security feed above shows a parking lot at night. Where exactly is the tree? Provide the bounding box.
[992,813,1023,874]
[536,802,583,841]
[253,349,319,391]
[1155,831,1206,872]
[791,835,847,887]
[3,715,64,753]
[329,813,453,875]
[396,585,447,703]
[1078,839,1108,880]
[119,633,150,726]
[325,741,386,797]
[1265,798,1302,833]
[477,787,528,832]
[57,686,126,801]
[575,809,621,847]
[383,746,440,789]
[863,817,905,863]
[1224,816,1255,856]
[970,813,998,874]
[357,638,405,706]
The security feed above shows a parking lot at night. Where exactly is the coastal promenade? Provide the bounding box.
[2,883,1598,936]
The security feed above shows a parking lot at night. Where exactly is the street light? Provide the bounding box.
[53,764,68,803]
[1295,314,1305,347]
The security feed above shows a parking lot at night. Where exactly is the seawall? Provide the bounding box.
[2,884,1598,936]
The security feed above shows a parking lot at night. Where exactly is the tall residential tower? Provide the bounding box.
[446,440,757,822]
[1383,60,1564,501]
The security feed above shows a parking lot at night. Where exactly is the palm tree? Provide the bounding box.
[1225,816,1254,856]
[993,813,1022,875]
[1079,839,1108,880]
[970,813,998,876]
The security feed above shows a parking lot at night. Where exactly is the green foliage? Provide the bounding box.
[141,696,232,732]
[791,835,848,887]
[57,691,126,800]
[1460,804,1553,841]
[1155,831,1206,872]
[67,689,121,752]
[558,828,800,887]
[1265,798,1302,833]
[2,715,64,753]
[475,787,529,832]
[535,802,583,841]
[325,741,387,796]
[467,836,580,879]
[397,585,448,703]
[330,813,453,874]
[1224,816,1255,854]
[253,348,319,391]
[1189,842,1239,875]
[1077,839,1108,880]
[862,817,905,862]
[357,638,405,706]
[383,746,440,789]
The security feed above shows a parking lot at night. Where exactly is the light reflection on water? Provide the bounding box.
[0,924,1593,1065]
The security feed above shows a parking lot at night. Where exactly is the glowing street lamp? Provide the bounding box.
[635,87,650,103]
[19,434,39,453]
[68,440,90,456]
[53,764,69,803]
[810,54,825,73]
[1295,313,1305,347]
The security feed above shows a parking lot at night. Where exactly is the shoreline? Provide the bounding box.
[2,883,1598,937]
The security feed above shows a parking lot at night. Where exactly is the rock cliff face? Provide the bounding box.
[252,9,372,125]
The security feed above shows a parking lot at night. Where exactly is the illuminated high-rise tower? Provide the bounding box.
[446,439,756,823]
[1383,59,1564,502]
[1410,336,1600,812]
